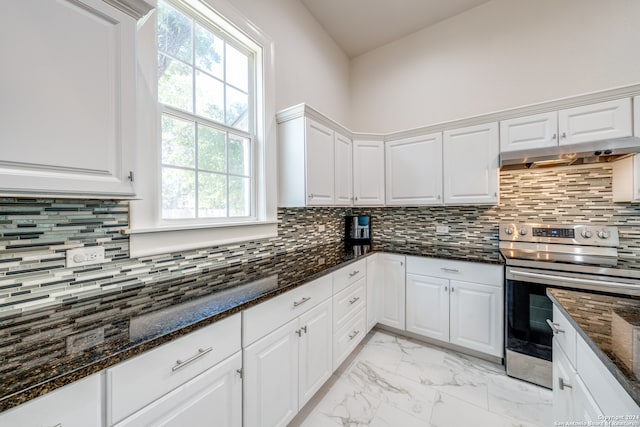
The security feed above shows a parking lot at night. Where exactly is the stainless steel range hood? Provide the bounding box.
[500,137,640,170]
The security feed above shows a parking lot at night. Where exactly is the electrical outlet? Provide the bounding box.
[66,246,105,268]
[67,328,104,354]
[318,225,326,232]
[436,225,450,234]
[318,257,325,265]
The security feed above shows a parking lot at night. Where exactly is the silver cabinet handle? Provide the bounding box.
[559,377,572,390]
[441,267,459,273]
[437,195,441,200]
[296,329,302,337]
[293,297,311,307]
[308,194,314,199]
[172,347,213,372]
[546,319,565,334]
[552,133,557,140]
[349,270,360,277]
[561,132,567,138]
[444,286,448,292]
[348,330,360,340]
[451,287,455,292]
[301,325,308,334]
[348,296,360,305]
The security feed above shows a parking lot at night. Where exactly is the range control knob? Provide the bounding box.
[519,228,528,236]
[581,230,593,239]
[597,230,610,239]
[504,227,514,235]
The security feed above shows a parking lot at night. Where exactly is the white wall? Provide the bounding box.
[229,0,351,126]
[350,0,640,133]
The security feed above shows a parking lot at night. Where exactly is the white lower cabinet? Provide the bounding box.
[405,257,503,357]
[107,314,241,426]
[0,373,102,427]
[366,254,380,332]
[406,274,449,341]
[243,298,332,427]
[114,352,242,427]
[552,308,639,422]
[378,254,406,330]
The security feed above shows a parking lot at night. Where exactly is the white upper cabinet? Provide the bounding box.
[385,133,443,205]
[611,98,640,202]
[635,96,639,137]
[0,0,140,198]
[305,119,335,205]
[559,98,632,146]
[334,131,353,206]
[500,112,558,153]
[443,122,499,205]
[353,139,385,206]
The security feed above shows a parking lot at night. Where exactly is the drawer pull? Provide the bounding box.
[558,377,572,390]
[348,296,360,305]
[546,319,565,334]
[293,297,311,307]
[348,330,360,340]
[301,325,307,334]
[440,267,459,273]
[349,270,360,277]
[172,347,213,372]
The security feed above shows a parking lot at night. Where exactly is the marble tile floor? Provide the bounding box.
[289,329,552,427]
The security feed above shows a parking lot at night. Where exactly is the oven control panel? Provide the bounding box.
[499,222,619,247]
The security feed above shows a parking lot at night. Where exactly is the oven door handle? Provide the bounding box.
[509,269,640,293]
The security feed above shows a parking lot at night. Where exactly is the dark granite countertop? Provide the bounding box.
[548,288,640,407]
[0,242,500,413]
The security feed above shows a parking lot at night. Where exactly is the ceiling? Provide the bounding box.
[300,0,491,58]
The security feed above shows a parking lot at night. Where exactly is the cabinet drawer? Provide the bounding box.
[333,278,366,331]
[576,335,639,415]
[114,352,242,427]
[107,313,241,425]
[333,259,366,294]
[552,306,577,366]
[406,256,502,286]
[0,374,102,427]
[243,274,332,346]
[333,308,366,371]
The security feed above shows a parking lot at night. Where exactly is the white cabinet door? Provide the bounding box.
[499,112,558,153]
[353,140,385,206]
[114,353,242,427]
[298,299,333,408]
[558,98,632,146]
[306,118,335,205]
[378,254,406,330]
[0,374,102,427]
[405,274,449,341]
[573,375,603,423]
[553,342,576,425]
[0,0,137,197]
[244,319,299,427]
[449,280,503,357]
[385,133,443,205]
[334,131,353,206]
[366,254,380,332]
[443,122,499,205]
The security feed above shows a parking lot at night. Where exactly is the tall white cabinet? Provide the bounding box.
[0,0,144,197]
[305,119,336,205]
[334,132,354,206]
[443,122,499,205]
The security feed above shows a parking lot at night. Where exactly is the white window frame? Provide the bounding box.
[129,0,277,257]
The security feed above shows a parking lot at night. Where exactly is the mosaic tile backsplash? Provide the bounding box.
[1,164,640,316]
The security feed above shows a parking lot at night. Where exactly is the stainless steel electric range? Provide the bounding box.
[499,222,640,389]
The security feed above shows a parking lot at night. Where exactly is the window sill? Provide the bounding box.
[128,220,279,258]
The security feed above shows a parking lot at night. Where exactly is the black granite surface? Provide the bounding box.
[0,243,500,413]
[548,288,640,407]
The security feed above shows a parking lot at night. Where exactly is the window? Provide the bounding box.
[157,0,254,221]
[129,0,276,257]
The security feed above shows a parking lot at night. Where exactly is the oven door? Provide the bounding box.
[506,273,553,361]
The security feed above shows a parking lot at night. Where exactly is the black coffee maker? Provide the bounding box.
[345,215,371,255]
